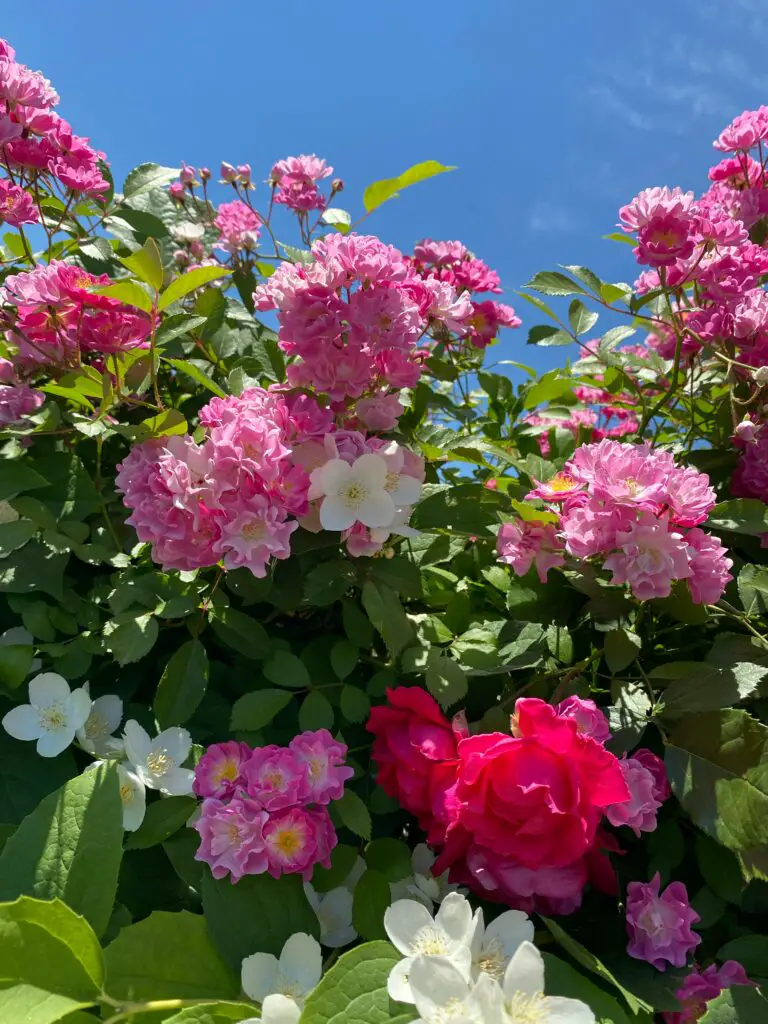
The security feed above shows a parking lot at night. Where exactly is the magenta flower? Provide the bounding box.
[243,745,309,811]
[714,105,768,152]
[528,472,582,503]
[663,961,753,1023]
[263,806,320,879]
[626,873,701,970]
[193,740,250,800]
[214,199,261,254]
[606,757,662,835]
[556,696,611,744]
[633,748,671,803]
[193,797,269,883]
[496,520,565,583]
[289,729,354,805]
[0,179,38,227]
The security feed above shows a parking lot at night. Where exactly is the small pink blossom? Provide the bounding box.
[606,757,662,835]
[214,199,261,253]
[664,467,717,528]
[633,748,671,804]
[193,796,269,883]
[355,393,404,431]
[289,729,354,805]
[0,179,38,226]
[213,499,297,577]
[663,961,753,1024]
[243,745,309,811]
[626,873,701,970]
[496,519,565,583]
[619,187,696,233]
[528,472,582,502]
[194,740,251,800]
[604,513,692,600]
[685,528,733,605]
[465,299,521,347]
[263,806,320,879]
[714,106,768,152]
[413,239,468,266]
[734,416,760,444]
[556,696,611,744]
[0,382,44,426]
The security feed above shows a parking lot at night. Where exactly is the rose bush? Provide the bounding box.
[0,33,767,1024]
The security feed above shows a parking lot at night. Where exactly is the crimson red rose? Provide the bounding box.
[449,698,629,870]
[367,686,461,832]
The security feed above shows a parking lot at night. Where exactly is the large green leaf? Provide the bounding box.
[708,499,768,536]
[159,266,232,310]
[0,764,123,938]
[361,580,415,657]
[0,732,77,824]
[124,796,198,851]
[201,872,319,971]
[700,986,768,1022]
[363,160,454,213]
[103,910,239,1001]
[123,162,180,198]
[0,984,93,1024]
[0,896,103,1000]
[542,954,635,1024]
[154,639,210,728]
[665,709,768,852]
[300,940,402,1024]
[230,688,293,731]
[0,461,48,502]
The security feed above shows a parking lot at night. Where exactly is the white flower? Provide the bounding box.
[91,759,146,831]
[408,954,500,1024]
[309,453,396,531]
[241,933,322,1016]
[390,844,464,909]
[77,690,124,757]
[384,893,474,1003]
[500,942,595,1024]
[304,883,357,948]
[469,908,534,983]
[172,221,205,243]
[2,672,91,757]
[122,719,194,795]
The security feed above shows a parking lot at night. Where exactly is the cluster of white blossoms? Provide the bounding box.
[2,671,194,831]
[384,893,595,1024]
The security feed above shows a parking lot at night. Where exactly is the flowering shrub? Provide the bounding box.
[0,33,767,1024]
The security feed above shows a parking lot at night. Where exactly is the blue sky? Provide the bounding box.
[5,1,767,373]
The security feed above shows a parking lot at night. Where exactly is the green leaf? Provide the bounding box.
[93,280,154,313]
[300,940,401,1024]
[425,651,468,709]
[120,237,164,291]
[305,561,356,607]
[0,462,48,502]
[716,935,768,975]
[600,281,634,304]
[0,984,93,1024]
[162,357,227,398]
[103,611,159,666]
[321,208,352,233]
[708,499,768,536]
[340,685,371,724]
[364,838,412,882]
[103,909,239,1002]
[201,872,319,970]
[0,519,36,558]
[363,160,455,213]
[156,313,208,345]
[0,764,123,938]
[568,298,599,336]
[123,162,180,198]
[124,796,198,851]
[700,985,768,1022]
[0,732,76,824]
[0,896,103,1000]
[525,270,588,297]
[660,659,768,719]
[154,639,209,728]
[352,869,390,941]
[665,709,768,852]
[604,628,642,673]
[695,834,744,906]
[163,1003,263,1024]
[159,266,232,310]
[330,640,358,680]
[0,642,34,689]
[542,954,633,1024]
[526,324,573,347]
[738,565,768,616]
[361,580,416,657]
[230,688,293,731]
[299,691,335,731]
[264,650,311,689]
[334,790,372,841]
[210,607,270,660]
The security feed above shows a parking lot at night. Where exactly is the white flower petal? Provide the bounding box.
[483,909,534,958]
[384,899,434,954]
[67,688,93,731]
[281,932,323,994]
[157,766,195,796]
[123,719,151,768]
[156,726,192,765]
[435,892,473,945]
[242,952,280,1002]
[117,766,146,832]
[37,725,76,758]
[93,694,123,733]
[357,491,396,529]
[544,995,596,1024]
[409,955,472,1016]
[261,993,302,1024]
[303,882,321,913]
[353,453,388,489]
[411,844,436,876]
[28,672,70,708]
[387,957,416,1003]
[503,941,544,1000]
[2,704,42,742]
[317,459,353,495]
[389,475,422,506]
[319,497,357,532]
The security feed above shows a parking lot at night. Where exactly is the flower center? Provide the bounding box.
[385,470,400,492]
[146,750,174,775]
[341,482,367,509]
[213,759,239,785]
[308,756,325,781]
[475,936,505,980]
[84,712,108,739]
[40,705,66,730]
[548,472,575,492]
[263,769,285,789]
[227,822,241,844]
[275,828,302,855]
[411,925,450,956]
[242,520,267,540]
[119,783,135,805]
[505,991,548,1023]
[639,905,668,937]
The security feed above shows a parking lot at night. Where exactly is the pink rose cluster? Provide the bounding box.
[496,439,733,604]
[116,386,425,571]
[1,260,152,371]
[271,153,334,212]
[193,729,353,884]
[214,199,261,254]
[368,687,670,915]
[410,237,520,348]
[0,36,109,198]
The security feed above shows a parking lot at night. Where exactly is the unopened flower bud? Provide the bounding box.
[753,365,768,385]
[179,163,197,185]
[331,178,344,193]
[219,161,238,184]
[237,164,253,187]
[168,181,185,201]
[199,166,211,182]
[735,416,761,444]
